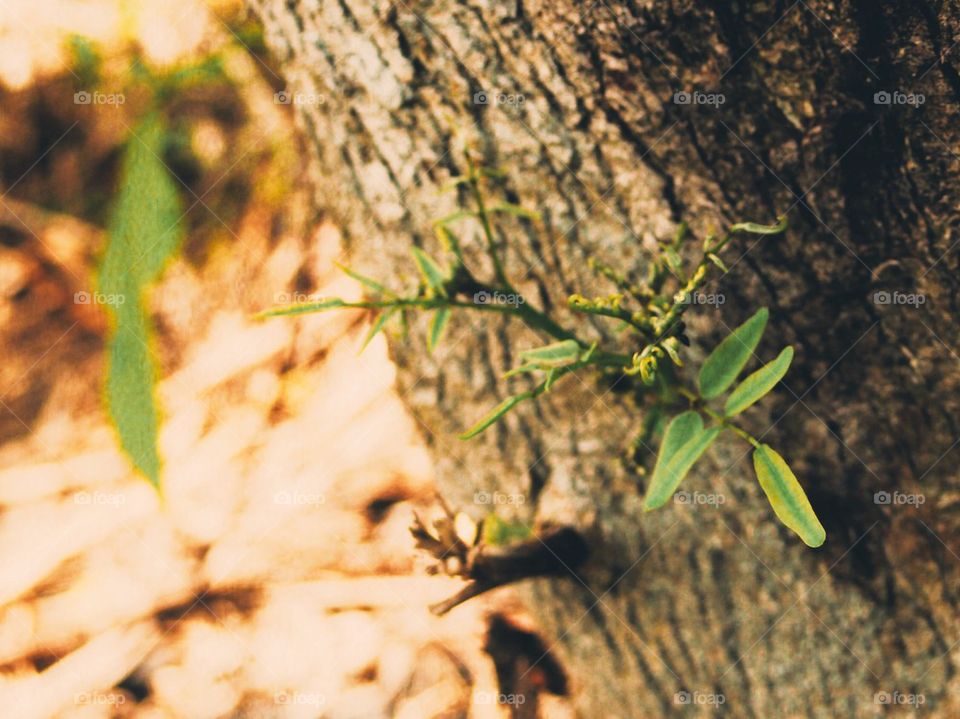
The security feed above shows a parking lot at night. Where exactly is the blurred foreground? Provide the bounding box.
[0,1,573,716]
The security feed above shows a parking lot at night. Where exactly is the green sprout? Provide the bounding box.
[257,149,825,548]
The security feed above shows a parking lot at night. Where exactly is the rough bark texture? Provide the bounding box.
[250,1,960,716]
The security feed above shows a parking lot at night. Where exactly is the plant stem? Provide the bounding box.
[468,168,511,290]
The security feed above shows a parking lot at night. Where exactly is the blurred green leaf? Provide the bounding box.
[360,308,397,352]
[255,298,347,319]
[698,307,769,399]
[488,202,540,220]
[753,444,826,547]
[100,114,183,489]
[411,246,448,297]
[428,307,452,352]
[724,346,794,417]
[459,392,532,439]
[336,263,388,295]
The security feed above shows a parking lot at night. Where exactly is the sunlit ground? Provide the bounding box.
[0,1,573,717]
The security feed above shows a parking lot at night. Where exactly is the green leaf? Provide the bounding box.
[544,367,558,391]
[360,308,397,352]
[432,209,475,226]
[730,216,788,235]
[105,313,161,488]
[459,392,532,439]
[336,263,388,295]
[707,252,729,273]
[752,445,826,547]
[643,412,720,510]
[488,202,540,220]
[255,298,347,319]
[411,246,448,297]
[100,114,184,489]
[428,307,452,352]
[698,307,769,399]
[519,339,582,368]
[724,346,794,416]
[434,225,464,264]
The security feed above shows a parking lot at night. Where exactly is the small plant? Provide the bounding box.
[258,150,825,548]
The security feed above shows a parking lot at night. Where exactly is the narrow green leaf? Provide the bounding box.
[432,209,476,226]
[544,367,558,391]
[335,263,388,295]
[503,364,540,379]
[105,314,161,488]
[255,298,347,319]
[434,225,464,264]
[428,307,452,352]
[730,216,788,235]
[360,308,397,352]
[488,202,540,220]
[707,252,729,273]
[411,246,448,297]
[100,114,184,489]
[644,412,720,510]
[752,445,826,547]
[724,346,794,416]
[519,339,581,368]
[459,392,532,439]
[698,307,769,399]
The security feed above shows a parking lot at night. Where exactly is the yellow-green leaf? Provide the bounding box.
[255,298,347,319]
[428,307,451,352]
[730,217,788,235]
[698,307,769,399]
[519,339,581,368]
[360,308,397,352]
[752,444,826,547]
[643,412,720,510]
[336,262,388,295]
[411,246,448,297]
[724,346,794,416]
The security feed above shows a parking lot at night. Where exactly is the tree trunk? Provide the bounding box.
[249,1,960,715]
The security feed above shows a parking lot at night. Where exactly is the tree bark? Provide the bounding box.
[249,1,960,715]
